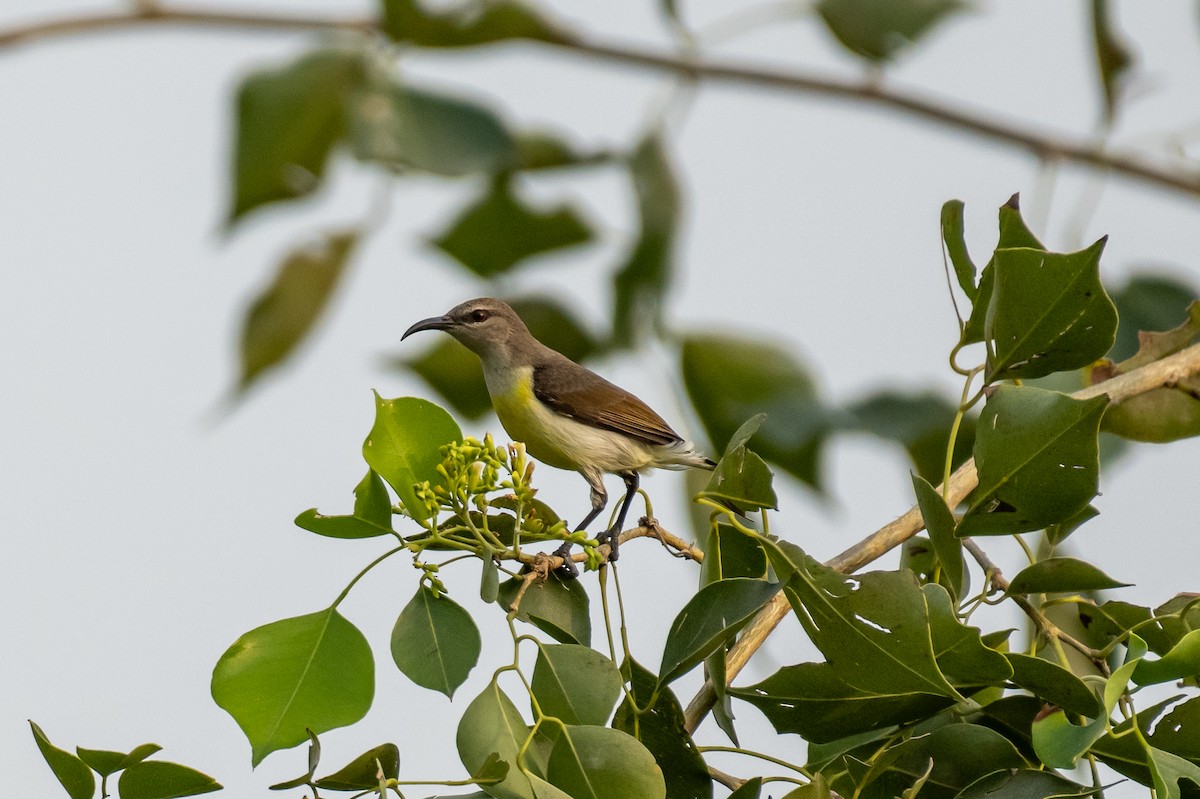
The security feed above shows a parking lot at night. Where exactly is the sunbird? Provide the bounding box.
[403,298,715,574]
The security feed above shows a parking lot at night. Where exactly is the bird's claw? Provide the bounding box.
[551,542,580,580]
[596,527,621,563]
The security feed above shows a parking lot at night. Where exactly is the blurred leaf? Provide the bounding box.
[962,194,1044,346]
[381,0,565,47]
[848,390,976,485]
[1091,0,1134,123]
[531,644,622,726]
[30,721,95,799]
[514,130,612,171]
[237,231,357,393]
[211,608,374,766]
[1006,653,1100,717]
[314,744,399,790]
[957,769,1096,799]
[658,578,780,685]
[816,0,963,62]
[545,726,665,799]
[612,134,679,347]
[497,572,590,646]
[229,50,363,223]
[911,474,964,600]
[1008,557,1131,595]
[985,239,1118,382]
[391,585,480,698]
[295,469,395,539]
[75,744,161,777]
[352,82,516,176]
[613,659,713,799]
[959,386,1107,536]
[362,394,462,521]
[682,335,829,489]
[118,761,222,799]
[1108,276,1198,362]
[456,681,534,799]
[431,176,592,277]
[700,524,768,585]
[1134,630,1200,686]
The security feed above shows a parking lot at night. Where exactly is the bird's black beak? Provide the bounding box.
[402,315,453,340]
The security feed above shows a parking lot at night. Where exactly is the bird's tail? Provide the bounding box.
[656,439,717,471]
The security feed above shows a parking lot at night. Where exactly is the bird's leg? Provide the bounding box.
[597,472,639,563]
[553,472,608,579]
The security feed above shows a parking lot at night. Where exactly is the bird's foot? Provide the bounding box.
[596,527,621,563]
[551,542,579,580]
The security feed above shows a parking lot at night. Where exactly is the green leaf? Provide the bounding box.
[730,662,956,743]
[117,761,222,799]
[877,723,1028,794]
[456,681,534,799]
[1046,504,1100,547]
[513,130,612,171]
[847,391,975,484]
[1147,745,1200,799]
[1090,0,1134,124]
[924,584,1012,687]
[545,726,666,799]
[380,0,565,47]
[362,394,462,521]
[229,50,364,223]
[682,335,828,489]
[211,608,374,766]
[1008,557,1131,595]
[497,572,590,646]
[295,469,395,539]
[956,769,1097,799]
[352,83,517,176]
[1154,696,1200,759]
[961,194,1044,346]
[391,585,481,698]
[941,200,977,301]
[314,744,400,790]
[781,775,831,799]
[815,0,963,62]
[700,524,767,585]
[612,134,679,348]
[985,240,1118,382]
[767,541,962,701]
[658,578,780,685]
[75,744,162,777]
[1006,653,1100,717]
[530,644,622,726]
[267,729,320,790]
[1134,629,1200,686]
[699,442,777,512]
[481,556,500,603]
[30,721,95,799]
[728,778,762,798]
[911,474,964,600]
[959,386,1107,535]
[430,176,592,277]
[613,659,712,799]
[1107,275,1198,362]
[237,231,357,393]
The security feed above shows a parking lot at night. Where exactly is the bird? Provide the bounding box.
[402,297,715,575]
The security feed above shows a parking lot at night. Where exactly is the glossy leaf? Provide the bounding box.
[658,578,780,685]
[314,744,399,790]
[497,573,590,646]
[1006,653,1100,717]
[682,335,828,489]
[847,391,975,484]
[75,744,161,777]
[1008,557,1131,595]
[295,469,395,539]
[959,386,1107,535]
[911,474,964,600]
[456,681,533,799]
[229,50,363,223]
[612,134,679,347]
[237,231,357,393]
[531,644,622,726]
[431,176,592,277]
[118,762,222,799]
[985,239,1118,382]
[362,394,462,521]
[1134,630,1200,686]
[381,0,564,47]
[545,726,665,799]
[962,194,1044,345]
[391,585,480,698]
[816,0,963,62]
[211,608,374,766]
[956,769,1097,799]
[30,722,95,799]
[1090,0,1134,123]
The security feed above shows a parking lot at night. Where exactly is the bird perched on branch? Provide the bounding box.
[403,297,715,574]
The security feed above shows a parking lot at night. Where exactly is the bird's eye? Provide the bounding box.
[470,310,490,323]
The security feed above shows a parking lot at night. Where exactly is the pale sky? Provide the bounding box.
[3,2,1199,796]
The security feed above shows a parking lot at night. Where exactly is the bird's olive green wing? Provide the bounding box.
[532,361,682,447]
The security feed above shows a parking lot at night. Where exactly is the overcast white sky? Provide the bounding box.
[3,2,1199,797]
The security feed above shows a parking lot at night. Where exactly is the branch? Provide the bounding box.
[683,341,1200,733]
[3,6,1200,199]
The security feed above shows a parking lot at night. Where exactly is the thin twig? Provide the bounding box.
[683,341,1200,733]
[2,6,1200,199]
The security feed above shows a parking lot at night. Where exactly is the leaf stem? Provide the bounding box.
[331,545,407,608]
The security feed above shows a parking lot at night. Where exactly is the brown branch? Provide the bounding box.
[507,520,702,575]
[683,341,1200,733]
[3,6,1200,199]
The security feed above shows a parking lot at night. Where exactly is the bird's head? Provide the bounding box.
[402,297,532,362]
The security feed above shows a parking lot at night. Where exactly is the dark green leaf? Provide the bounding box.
[924,584,1012,687]
[211,608,374,766]
[1108,274,1198,362]
[431,176,592,277]
[1046,504,1099,547]
[237,231,357,393]
[956,769,1097,799]
[30,721,95,799]
[1155,697,1200,759]
[1006,654,1100,717]
[816,0,963,62]
[117,761,222,799]
[612,134,679,347]
[75,744,161,777]
[314,744,399,790]
[658,578,780,685]
[728,777,762,798]
[531,645,622,726]
[1090,0,1134,124]
[961,194,1044,346]
[1008,557,1131,595]
[295,469,395,539]
[381,0,565,47]
[497,572,590,646]
[699,444,777,512]
[878,723,1028,793]
[911,474,964,600]
[682,335,828,489]
[959,386,1107,535]
[229,50,364,223]
[267,729,320,790]
[941,199,977,301]
[456,681,534,799]
[391,585,480,698]
[362,394,462,521]
[985,240,1118,382]
[545,726,666,799]
[700,524,767,585]
[846,391,975,484]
